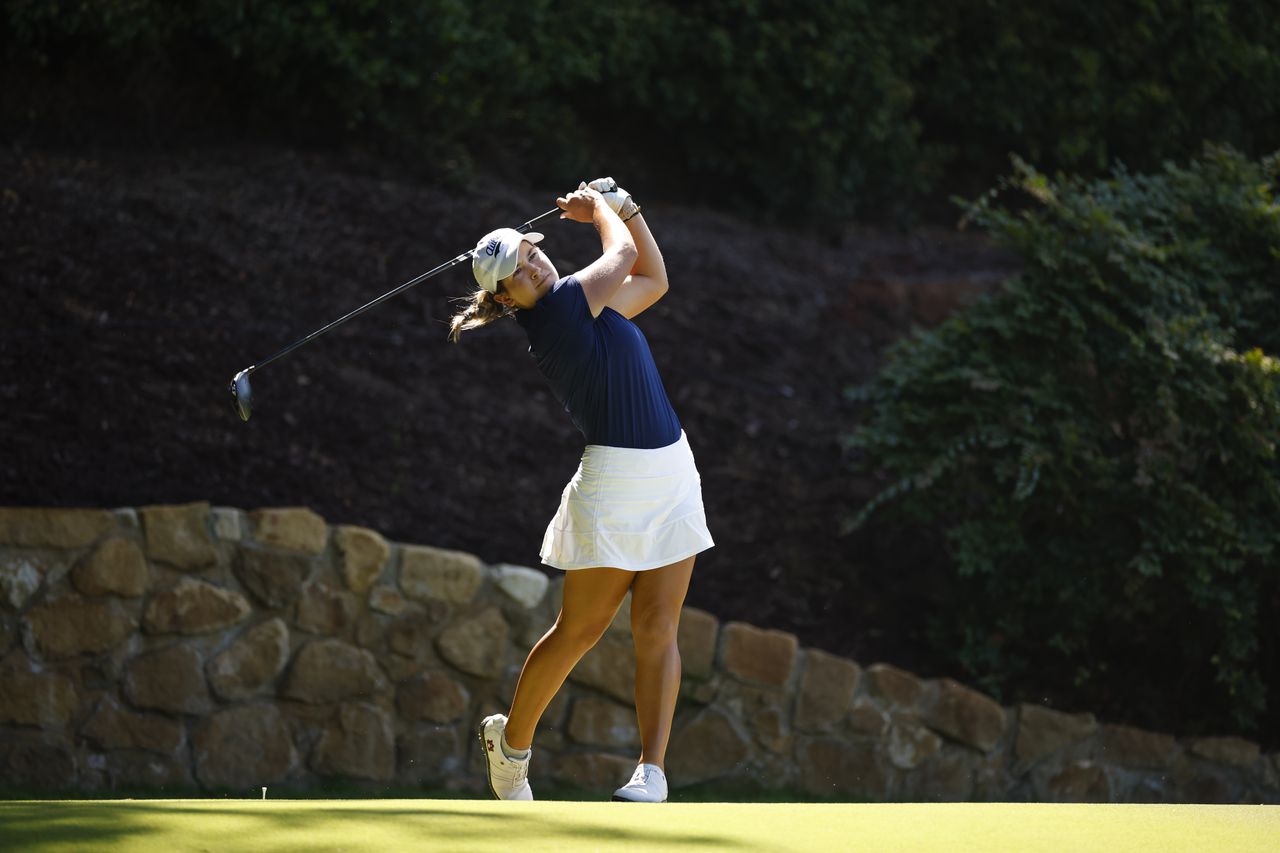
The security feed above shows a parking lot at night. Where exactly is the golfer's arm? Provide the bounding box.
[607,213,669,319]
[577,204,638,318]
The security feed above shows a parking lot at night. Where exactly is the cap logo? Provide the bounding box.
[484,238,502,257]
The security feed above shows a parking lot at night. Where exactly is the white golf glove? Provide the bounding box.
[587,177,641,221]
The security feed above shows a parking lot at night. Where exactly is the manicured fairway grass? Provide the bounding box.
[1,800,1276,852]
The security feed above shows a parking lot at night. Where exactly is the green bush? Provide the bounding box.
[908,1,1280,187]
[1,0,928,218]
[600,0,931,219]
[11,2,1278,220]
[846,146,1280,734]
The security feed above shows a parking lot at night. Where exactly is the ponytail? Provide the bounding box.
[447,288,513,342]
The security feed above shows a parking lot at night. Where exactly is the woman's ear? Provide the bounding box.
[493,291,514,308]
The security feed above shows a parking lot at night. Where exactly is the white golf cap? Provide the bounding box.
[472,227,544,293]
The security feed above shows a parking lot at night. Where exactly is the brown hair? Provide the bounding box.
[447,287,514,342]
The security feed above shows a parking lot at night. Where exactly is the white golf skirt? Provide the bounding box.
[540,431,715,572]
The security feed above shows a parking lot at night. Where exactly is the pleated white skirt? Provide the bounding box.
[540,431,715,571]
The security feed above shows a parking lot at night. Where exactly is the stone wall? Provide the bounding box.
[1,504,1276,802]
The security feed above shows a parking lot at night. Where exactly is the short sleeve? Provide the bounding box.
[518,276,591,356]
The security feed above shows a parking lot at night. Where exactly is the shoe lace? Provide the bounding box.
[494,753,529,788]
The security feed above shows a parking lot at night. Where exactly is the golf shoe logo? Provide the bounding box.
[486,738,495,753]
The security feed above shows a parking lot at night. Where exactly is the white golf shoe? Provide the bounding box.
[478,714,533,801]
[612,763,668,802]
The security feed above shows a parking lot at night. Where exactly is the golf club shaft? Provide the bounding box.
[245,207,560,376]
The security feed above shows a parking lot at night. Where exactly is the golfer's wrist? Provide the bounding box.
[593,199,622,224]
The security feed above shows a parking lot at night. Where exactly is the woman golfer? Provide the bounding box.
[451,178,713,802]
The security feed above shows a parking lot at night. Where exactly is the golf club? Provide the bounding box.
[229,207,560,421]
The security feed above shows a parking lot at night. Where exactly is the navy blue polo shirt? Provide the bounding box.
[515,276,681,449]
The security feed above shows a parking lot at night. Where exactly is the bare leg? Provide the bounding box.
[504,567,635,751]
[629,555,696,769]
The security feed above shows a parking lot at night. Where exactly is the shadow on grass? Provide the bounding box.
[0,776,839,852]
[0,799,759,852]
[0,777,832,803]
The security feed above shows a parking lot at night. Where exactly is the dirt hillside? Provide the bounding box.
[1,143,1016,673]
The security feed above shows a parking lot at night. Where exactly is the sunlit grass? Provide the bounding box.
[1,801,1276,853]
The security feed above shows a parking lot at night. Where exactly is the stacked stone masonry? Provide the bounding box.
[0,503,1276,802]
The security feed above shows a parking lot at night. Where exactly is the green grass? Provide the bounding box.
[0,800,1276,852]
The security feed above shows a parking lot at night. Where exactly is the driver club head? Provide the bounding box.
[230,369,253,422]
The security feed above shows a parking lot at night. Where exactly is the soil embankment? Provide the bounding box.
[1,144,1015,671]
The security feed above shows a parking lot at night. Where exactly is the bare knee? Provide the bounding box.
[552,610,614,651]
[631,604,680,649]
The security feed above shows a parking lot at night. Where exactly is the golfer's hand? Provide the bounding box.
[557,182,604,223]
[587,177,638,220]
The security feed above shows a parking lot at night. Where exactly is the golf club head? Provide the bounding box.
[230,369,253,422]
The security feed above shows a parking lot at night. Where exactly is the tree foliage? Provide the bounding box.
[847,146,1280,733]
[910,1,1280,184]
[5,1,1279,220]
